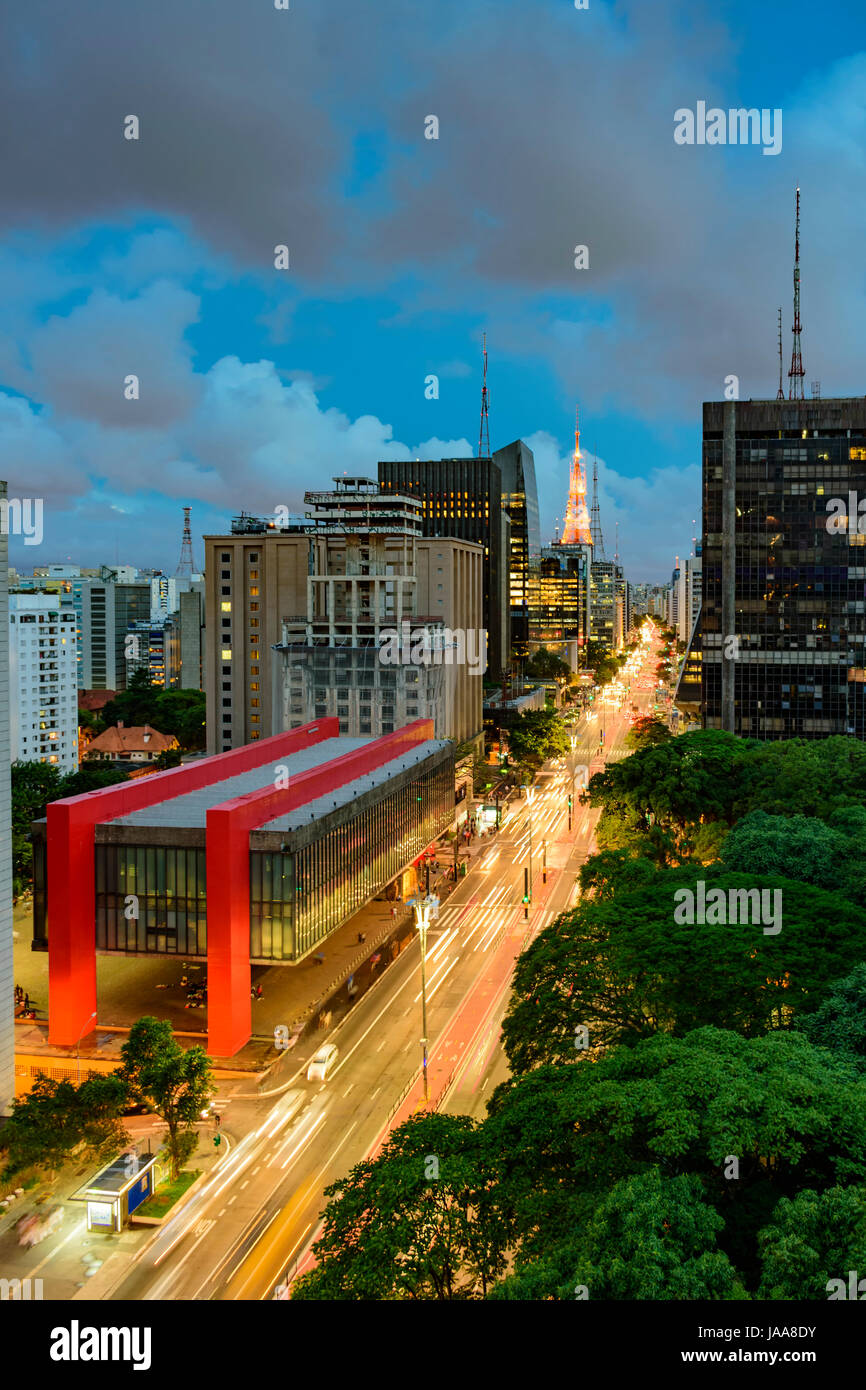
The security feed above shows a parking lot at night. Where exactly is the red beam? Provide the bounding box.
[206,721,434,1056]
[46,720,338,1047]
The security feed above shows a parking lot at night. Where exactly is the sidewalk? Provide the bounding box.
[11,811,508,1079]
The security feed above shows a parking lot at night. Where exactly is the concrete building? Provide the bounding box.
[179,586,205,690]
[204,484,483,754]
[0,483,13,1114]
[703,397,866,737]
[9,591,78,773]
[71,573,151,691]
[34,719,453,1056]
[377,454,512,679]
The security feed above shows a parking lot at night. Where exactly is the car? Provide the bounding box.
[307,1043,339,1082]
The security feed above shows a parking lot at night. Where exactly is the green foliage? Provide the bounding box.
[625,716,672,751]
[119,1018,214,1181]
[757,1187,866,1300]
[505,709,570,776]
[11,760,129,887]
[525,649,570,681]
[800,964,866,1071]
[292,1113,512,1300]
[485,1029,866,1284]
[501,869,866,1074]
[721,810,845,886]
[101,670,206,750]
[0,1073,129,1179]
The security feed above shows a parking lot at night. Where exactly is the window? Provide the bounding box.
[249,586,259,597]
[221,601,231,613]
[221,648,232,661]
[251,698,260,708]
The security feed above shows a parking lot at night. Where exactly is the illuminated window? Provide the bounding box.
[251,665,259,675]
[250,682,260,691]
[221,601,232,613]
[249,603,259,612]
[250,617,259,627]
[251,698,260,708]
[249,570,258,580]
[251,714,260,724]
[250,649,259,660]
[221,648,232,661]
[249,586,259,597]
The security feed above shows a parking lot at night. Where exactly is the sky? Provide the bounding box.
[3,0,866,583]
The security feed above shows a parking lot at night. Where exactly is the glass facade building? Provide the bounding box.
[528,544,591,649]
[703,398,866,737]
[55,748,454,963]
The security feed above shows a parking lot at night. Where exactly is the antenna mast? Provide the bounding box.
[478,332,490,458]
[176,505,197,577]
[788,187,805,400]
[776,307,784,400]
[589,450,605,558]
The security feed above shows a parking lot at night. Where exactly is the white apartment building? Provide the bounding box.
[9,592,79,772]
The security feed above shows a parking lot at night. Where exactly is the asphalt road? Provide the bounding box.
[101,635,662,1302]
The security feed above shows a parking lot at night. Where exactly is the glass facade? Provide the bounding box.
[529,544,590,648]
[703,400,866,737]
[95,844,207,955]
[90,754,453,962]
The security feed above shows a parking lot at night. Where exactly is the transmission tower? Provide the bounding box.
[589,451,605,558]
[176,505,197,577]
[478,332,490,458]
[788,187,805,400]
[776,307,784,400]
[560,405,592,545]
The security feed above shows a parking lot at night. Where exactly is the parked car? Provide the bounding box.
[306,1044,339,1083]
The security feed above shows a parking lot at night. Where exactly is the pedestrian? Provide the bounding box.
[391,905,397,920]
[255,984,263,999]
[23,993,29,1012]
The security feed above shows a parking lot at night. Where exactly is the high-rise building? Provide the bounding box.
[492,440,541,662]
[179,586,206,690]
[703,397,866,737]
[528,543,592,661]
[9,591,78,772]
[71,573,151,690]
[0,482,14,1115]
[124,617,181,689]
[590,559,622,652]
[204,483,484,753]
[377,448,541,679]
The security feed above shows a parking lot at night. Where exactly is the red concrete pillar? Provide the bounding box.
[205,804,251,1057]
[47,801,98,1047]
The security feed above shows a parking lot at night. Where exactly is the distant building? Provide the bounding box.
[9,591,78,772]
[703,397,866,737]
[528,542,592,662]
[125,618,181,689]
[0,482,13,1115]
[86,722,178,765]
[70,572,151,691]
[590,560,621,652]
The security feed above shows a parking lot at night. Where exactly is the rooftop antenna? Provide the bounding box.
[560,405,592,545]
[478,331,490,458]
[776,307,784,401]
[589,448,605,558]
[176,505,197,577]
[614,521,619,564]
[788,186,805,401]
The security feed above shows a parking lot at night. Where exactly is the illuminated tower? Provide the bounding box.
[788,186,805,401]
[560,407,592,546]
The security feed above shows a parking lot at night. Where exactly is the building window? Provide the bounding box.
[221,648,232,661]
[221,601,231,613]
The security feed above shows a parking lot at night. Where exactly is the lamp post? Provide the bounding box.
[412,894,435,1106]
[525,786,534,896]
[76,1010,97,1085]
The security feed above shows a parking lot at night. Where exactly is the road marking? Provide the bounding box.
[343,1083,354,1097]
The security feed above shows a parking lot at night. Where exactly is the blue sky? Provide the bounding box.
[3,0,866,581]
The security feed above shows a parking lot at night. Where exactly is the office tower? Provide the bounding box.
[590,559,621,652]
[378,455,514,678]
[72,572,151,690]
[9,592,78,772]
[179,586,206,690]
[684,544,702,642]
[528,543,592,668]
[492,440,541,662]
[703,397,866,737]
[0,483,13,1115]
[204,481,484,753]
[125,617,181,689]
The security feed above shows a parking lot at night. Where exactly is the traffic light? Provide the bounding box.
[213,1135,221,1147]
[523,867,530,919]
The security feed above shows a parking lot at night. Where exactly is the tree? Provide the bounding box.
[154,747,183,771]
[492,1170,743,1301]
[0,1073,128,1179]
[525,649,570,682]
[485,1028,866,1287]
[721,810,846,886]
[500,869,866,1074]
[119,1018,214,1180]
[100,673,207,751]
[61,765,129,798]
[577,848,659,901]
[758,1187,866,1300]
[800,964,866,1072]
[625,716,672,751]
[292,1113,512,1300]
[505,709,570,777]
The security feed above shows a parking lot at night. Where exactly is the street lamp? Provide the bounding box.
[525,786,534,896]
[76,1010,97,1084]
